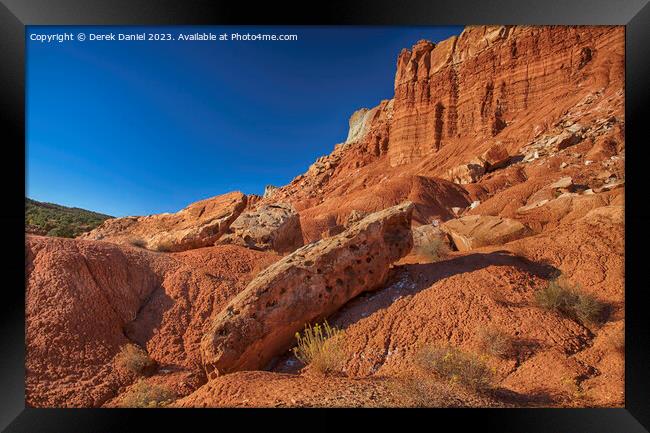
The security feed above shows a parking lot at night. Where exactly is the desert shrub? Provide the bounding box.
[535,278,604,325]
[415,346,493,390]
[414,237,449,262]
[119,380,176,408]
[561,377,587,403]
[129,238,147,248]
[292,321,344,375]
[390,372,455,407]
[477,327,513,359]
[115,344,157,376]
[154,240,175,252]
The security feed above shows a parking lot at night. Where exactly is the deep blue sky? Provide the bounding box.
[27,26,463,216]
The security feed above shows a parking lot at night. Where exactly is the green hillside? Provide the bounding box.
[26,198,112,238]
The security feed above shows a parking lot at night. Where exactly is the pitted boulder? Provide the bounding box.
[201,202,415,377]
[218,203,304,254]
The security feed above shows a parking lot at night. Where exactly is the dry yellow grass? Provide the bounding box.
[292,321,345,375]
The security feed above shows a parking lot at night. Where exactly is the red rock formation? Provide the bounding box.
[25,235,279,407]
[79,192,247,252]
[389,26,623,167]
[25,25,626,409]
[255,25,623,246]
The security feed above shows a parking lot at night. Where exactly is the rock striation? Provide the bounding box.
[388,26,622,167]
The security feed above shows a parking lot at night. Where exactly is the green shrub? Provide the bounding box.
[25,197,111,238]
[119,380,176,408]
[115,344,157,376]
[535,278,604,325]
[415,346,494,390]
[292,321,344,375]
[477,327,513,359]
[47,225,75,238]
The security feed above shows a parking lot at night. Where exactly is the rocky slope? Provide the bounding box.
[26,25,624,408]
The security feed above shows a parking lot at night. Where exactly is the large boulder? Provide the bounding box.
[445,159,486,184]
[411,224,452,258]
[200,202,415,378]
[79,192,247,252]
[481,143,512,171]
[440,215,532,251]
[217,203,304,254]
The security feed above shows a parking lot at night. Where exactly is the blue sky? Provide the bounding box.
[26,26,463,216]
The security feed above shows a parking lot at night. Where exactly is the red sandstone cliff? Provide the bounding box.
[257,26,624,242]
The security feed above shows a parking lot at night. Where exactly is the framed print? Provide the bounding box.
[1,0,649,431]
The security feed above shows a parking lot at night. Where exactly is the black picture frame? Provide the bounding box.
[2,0,648,431]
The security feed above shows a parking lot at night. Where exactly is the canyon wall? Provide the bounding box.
[387,26,623,166]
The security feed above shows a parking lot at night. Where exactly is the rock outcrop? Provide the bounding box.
[295,175,471,242]
[79,192,247,252]
[25,236,165,407]
[217,203,304,254]
[440,215,532,251]
[201,202,415,377]
[388,26,623,167]
[25,235,280,407]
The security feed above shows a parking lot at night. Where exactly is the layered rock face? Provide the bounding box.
[201,202,414,377]
[255,26,623,245]
[389,26,623,166]
[79,192,247,252]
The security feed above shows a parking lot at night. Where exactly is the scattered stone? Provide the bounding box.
[594,180,625,193]
[440,215,532,251]
[517,199,550,213]
[556,132,583,150]
[523,151,539,162]
[412,225,452,255]
[446,159,486,184]
[481,143,511,171]
[549,177,573,189]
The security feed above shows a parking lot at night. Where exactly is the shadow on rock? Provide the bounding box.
[332,251,561,329]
